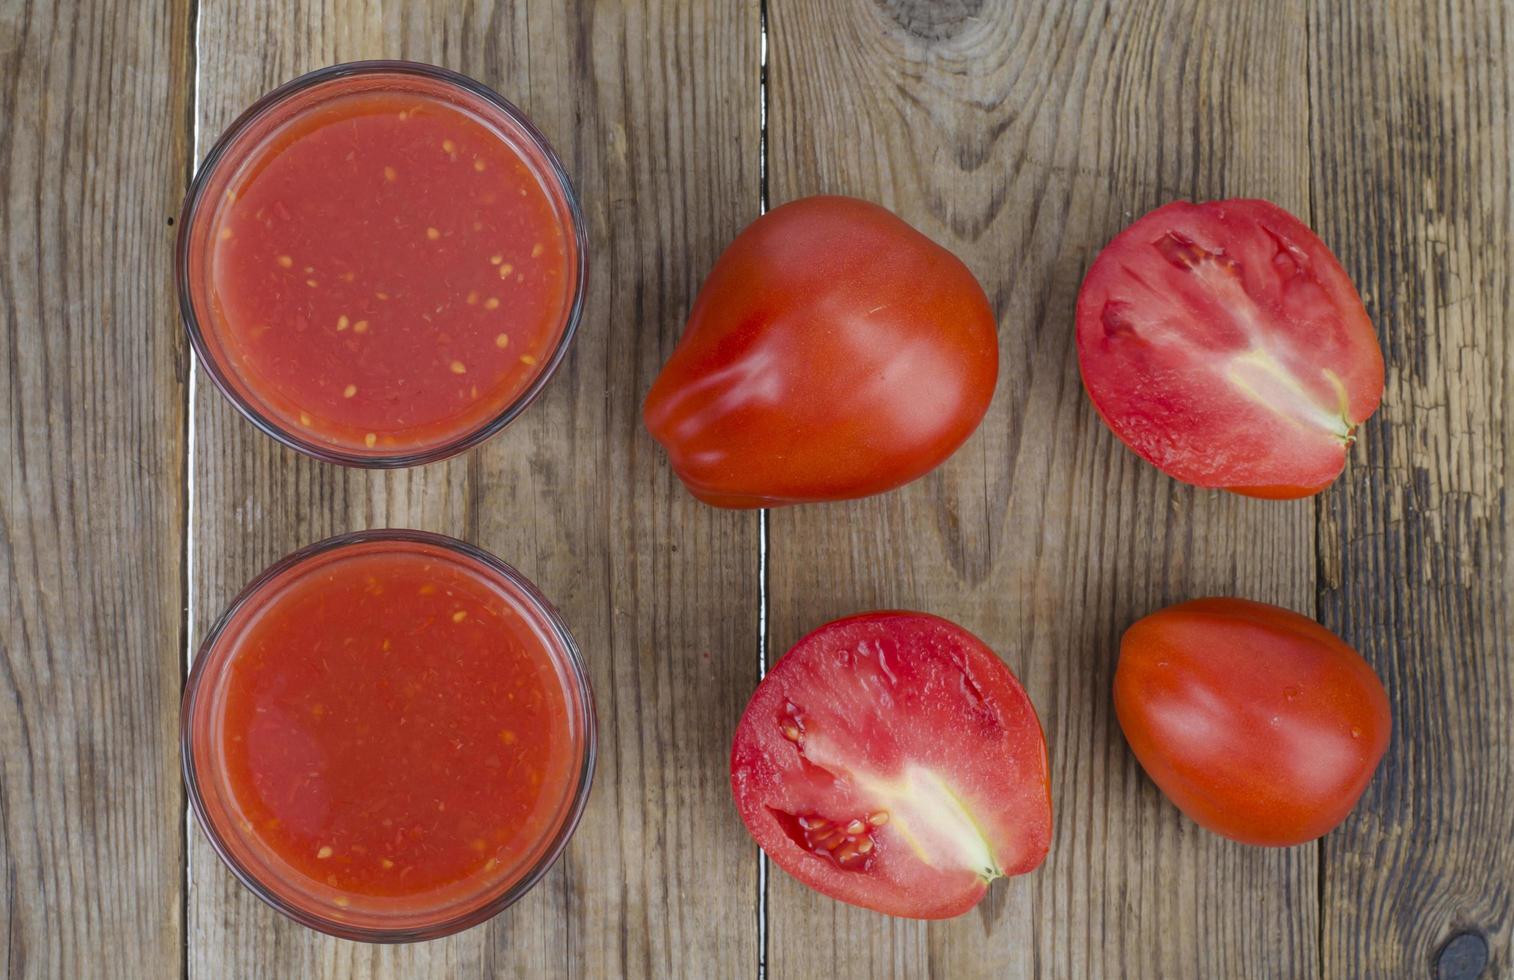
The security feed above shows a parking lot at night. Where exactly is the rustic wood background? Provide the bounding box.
[3,0,1510,978]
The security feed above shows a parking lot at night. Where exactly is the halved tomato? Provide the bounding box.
[730,612,1052,918]
[1075,199,1384,497]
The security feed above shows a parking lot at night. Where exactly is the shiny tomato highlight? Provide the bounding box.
[1076,199,1384,497]
[644,196,999,507]
[731,612,1052,918]
[1115,598,1390,846]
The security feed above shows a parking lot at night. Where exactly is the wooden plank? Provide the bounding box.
[1,0,193,976]
[765,1,1319,976]
[1310,2,1514,976]
[187,2,759,977]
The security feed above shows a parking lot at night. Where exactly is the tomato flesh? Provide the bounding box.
[1115,598,1390,846]
[731,612,1052,918]
[1076,199,1384,497]
[644,196,999,508]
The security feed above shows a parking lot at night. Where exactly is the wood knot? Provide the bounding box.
[1436,931,1488,980]
[874,0,984,41]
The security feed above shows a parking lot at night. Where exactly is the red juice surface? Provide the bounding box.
[219,549,576,901]
[205,88,571,455]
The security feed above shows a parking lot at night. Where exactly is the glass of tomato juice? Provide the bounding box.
[178,62,587,465]
[182,531,596,941]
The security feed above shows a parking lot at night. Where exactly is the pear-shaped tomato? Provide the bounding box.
[731,612,1052,918]
[644,196,999,508]
[1115,598,1391,846]
[1076,199,1384,497]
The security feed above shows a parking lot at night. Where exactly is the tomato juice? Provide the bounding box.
[183,532,595,940]
[180,63,585,465]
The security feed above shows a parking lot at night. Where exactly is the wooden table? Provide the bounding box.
[4,1,1511,977]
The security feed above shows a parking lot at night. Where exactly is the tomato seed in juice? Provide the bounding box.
[220,549,575,898]
[207,90,569,454]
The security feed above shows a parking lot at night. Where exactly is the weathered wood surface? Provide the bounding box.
[1310,2,1513,978]
[1,0,193,977]
[184,2,758,978]
[765,1,1318,977]
[2,0,1510,977]
[757,1,1326,980]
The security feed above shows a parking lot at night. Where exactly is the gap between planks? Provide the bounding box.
[755,1,772,978]
[181,0,205,975]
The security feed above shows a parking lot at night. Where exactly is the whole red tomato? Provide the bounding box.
[643,196,998,507]
[1114,598,1390,846]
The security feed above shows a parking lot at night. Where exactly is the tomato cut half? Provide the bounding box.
[730,612,1052,918]
[1076,199,1384,497]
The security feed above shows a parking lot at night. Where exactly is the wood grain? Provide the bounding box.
[187,2,758,977]
[1,0,1507,976]
[1310,2,1514,977]
[1,0,192,976]
[765,1,1319,976]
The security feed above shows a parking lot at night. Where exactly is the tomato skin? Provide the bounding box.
[731,612,1052,918]
[1114,598,1390,846]
[644,196,999,508]
[1076,199,1385,497]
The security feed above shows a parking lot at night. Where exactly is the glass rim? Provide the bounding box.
[176,60,589,468]
[180,529,598,942]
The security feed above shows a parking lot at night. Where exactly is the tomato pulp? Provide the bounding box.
[1075,199,1383,497]
[184,533,594,939]
[731,613,1051,918]
[182,64,583,463]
